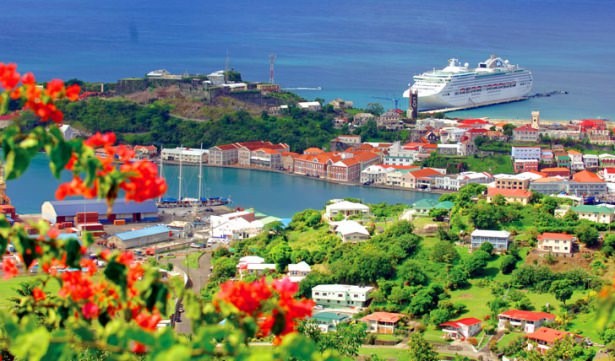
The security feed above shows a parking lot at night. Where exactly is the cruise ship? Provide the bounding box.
[402,55,533,111]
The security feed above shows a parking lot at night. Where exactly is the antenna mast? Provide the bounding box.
[269,53,276,84]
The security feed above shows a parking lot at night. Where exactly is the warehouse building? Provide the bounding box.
[41,199,159,225]
[107,225,171,249]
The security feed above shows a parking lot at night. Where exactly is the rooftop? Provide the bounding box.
[526,327,573,344]
[361,312,404,323]
[499,309,555,322]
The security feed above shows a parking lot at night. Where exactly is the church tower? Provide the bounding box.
[531,111,540,130]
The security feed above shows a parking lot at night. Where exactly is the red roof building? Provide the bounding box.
[498,310,555,333]
[487,188,532,205]
[440,318,482,340]
[541,167,571,178]
[579,119,607,133]
[526,327,582,352]
[536,232,577,254]
[572,170,603,183]
[360,312,404,334]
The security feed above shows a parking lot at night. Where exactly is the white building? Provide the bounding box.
[434,171,493,191]
[311,284,374,307]
[498,310,555,333]
[536,232,576,254]
[511,146,542,160]
[601,167,615,182]
[161,147,208,164]
[59,124,77,140]
[360,165,395,184]
[470,229,511,251]
[324,200,370,220]
[439,127,468,143]
[333,220,370,242]
[288,261,311,283]
[383,142,418,166]
[582,154,599,169]
[437,143,462,156]
[297,101,322,111]
[207,70,226,85]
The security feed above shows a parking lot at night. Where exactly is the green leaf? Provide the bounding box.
[10,326,50,361]
[124,326,156,346]
[151,344,191,361]
[62,237,82,268]
[5,146,31,180]
[103,260,127,291]
[49,138,73,178]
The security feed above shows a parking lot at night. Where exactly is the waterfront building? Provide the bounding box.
[384,168,417,187]
[333,220,370,242]
[324,200,370,220]
[434,171,493,191]
[280,151,299,172]
[526,328,582,353]
[237,141,289,167]
[570,205,615,224]
[536,232,576,254]
[161,147,208,164]
[293,152,340,178]
[288,261,311,283]
[327,151,381,183]
[470,229,510,251]
[511,146,541,160]
[361,312,405,334]
[134,145,158,160]
[311,284,374,307]
[303,147,324,156]
[486,188,532,205]
[402,168,442,190]
[107,225,171,249]
[497,310,555,333]
[208,144,241,166]
[440,318,482,340]
[41,199,158,225]
[360,165,395,185]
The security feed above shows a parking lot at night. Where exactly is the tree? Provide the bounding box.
[270,241,292,273]
[503,123,516,137]
[500,255,517,274]
[301,321,367,357]
[365,102,385,116]
[603,233,615,257]
[575,222,599,247]
[429,208,449,221]
[407,332,438,361]
[463,250,490,277]
[430,241,459,264]
[447,266,470,290]
[550,279,575,305]
[479,241,495,255]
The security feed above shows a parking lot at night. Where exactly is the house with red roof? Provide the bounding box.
[498,310,555,333]
[487,188,532,205]
[133,145,158,160]
[280,151,299,172]
[601,167,615,183]
[440,318,482,340]
[514,159,539,173]
[526,327,582,352]
[293,152,341,179]
[541,167,571,178]
[237,141,289,167]
[458,118,491,129]
[513,124,540,142]
[402,168,442,190]
[568,170,607,196]
[360,312,405,334]
[208,143,241,166]
[536,232,577,254]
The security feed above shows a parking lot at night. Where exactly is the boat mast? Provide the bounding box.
[178,146,183,201]
[198,143,203,201]
[159,145,164,202]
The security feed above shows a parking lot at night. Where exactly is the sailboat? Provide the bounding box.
[156,145,231,209]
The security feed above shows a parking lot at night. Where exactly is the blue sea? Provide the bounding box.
[1,0,614,121]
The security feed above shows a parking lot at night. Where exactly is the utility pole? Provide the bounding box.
[269,54,276,84]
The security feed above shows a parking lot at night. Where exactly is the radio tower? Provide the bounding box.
[269,54,276,84]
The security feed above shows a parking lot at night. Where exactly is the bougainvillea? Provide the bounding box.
[0,64,332,361]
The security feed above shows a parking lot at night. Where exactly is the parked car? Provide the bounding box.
[190,242,206,249]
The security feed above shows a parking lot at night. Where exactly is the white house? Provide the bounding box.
[470,229,511,251]
[161,147,208,164]
[333,220,370,242]
[570,205,615,224]
[536,232,576,254]
[288,261,311,283]
[311,284,374,307]
[297,101,322,111]
[498,310,556,333]
[440,318,482,340]
[324,200,370,220]
[59,124,77,140]
[601,167,615,182]
[360,165,395,185]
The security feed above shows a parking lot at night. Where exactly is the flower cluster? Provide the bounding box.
[55,131,167,204]
[0,62,80,123]
[215,277,315,343]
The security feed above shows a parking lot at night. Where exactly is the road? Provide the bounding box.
[168,250,212,335]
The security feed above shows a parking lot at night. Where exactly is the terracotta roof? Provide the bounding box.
[526,327,572,344]
[603,167,615,174]
[459,118,489,125]
[567,149,582,155]
[254,148,279,155]
[303,147,324,154]
[487,188,532,198]
[532,177,566,183]
[440,317,482,328]
[215,144,240,151]
[572,170,604,183]
[360,312,403,323]
[514,124,538,132]
[281,152,299,157]
[542,167,570,173]
[408,168,441,178]
[466,128,489,134]
[537,232,576,241]
[382,164,420,170]
[499,310,555,322]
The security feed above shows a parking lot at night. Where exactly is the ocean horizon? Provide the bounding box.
[1,0,614,120]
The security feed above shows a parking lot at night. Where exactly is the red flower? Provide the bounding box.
[131,342,147,354]
[21,72,36,86]
[85,132,116,148]
[134,310,162,331]
[0,63,20,90]
[82,302,99,320]
[46,79,64,100]
[215,278,272,316]
[2,257,19,279]
[65,84,81,101]
[32,287,46,301]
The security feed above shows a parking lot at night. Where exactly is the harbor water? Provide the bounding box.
[7,155,439,218]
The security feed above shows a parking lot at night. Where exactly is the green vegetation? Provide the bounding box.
[183,252,203,269]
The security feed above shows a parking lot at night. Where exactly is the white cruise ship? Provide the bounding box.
[402,55,533,111]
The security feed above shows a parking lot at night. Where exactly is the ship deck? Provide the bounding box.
[418,96,529,114]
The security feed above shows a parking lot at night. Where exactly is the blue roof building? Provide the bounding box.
[108,225,171,249]
[41,198,159,224]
